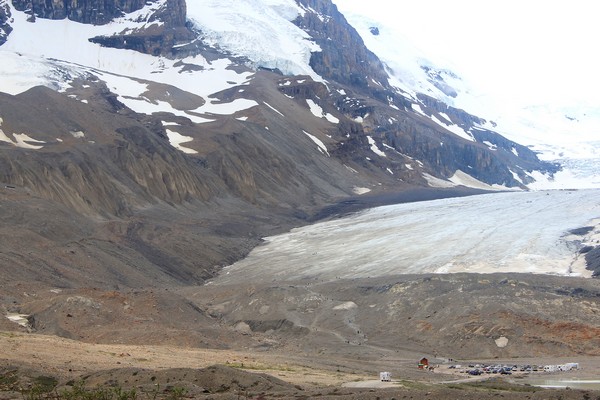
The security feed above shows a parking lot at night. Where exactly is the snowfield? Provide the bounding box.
[0,2,257,105]
[213,190,600,284]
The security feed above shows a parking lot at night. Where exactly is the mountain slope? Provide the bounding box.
[0,0,561,290]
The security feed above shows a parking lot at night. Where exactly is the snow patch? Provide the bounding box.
[306,99,323,118]
[6,313,30,329]
[193,98,258,115]
[483,140,497,150]
[422,173,455,188]
[303,130,329,156]
[495,336,509,348]
[438,112,453,123]
[411,103,428,116]
[13,133,45,149]
[353,187,371,194]
[430,115,475,142]
[306,99,339,123]
[325,112,340,124]
[509,169,524,184]
[166,129,198,154]
[449,170,515,191]
[367,136,386,157]
[263,101,285,117]
[333,301,358,310]
[70,131,85,138]
[0,119,45,150]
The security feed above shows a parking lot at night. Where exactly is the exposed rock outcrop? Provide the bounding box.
[11,0,148,25]
[88,0,196,57]
[9,0,194,56]
[295,0,390,91]
[0,1,11,45]
[585,246,600,277]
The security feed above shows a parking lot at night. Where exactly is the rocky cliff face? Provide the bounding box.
[9,0,192,56]
[12,0,147,25]
[88,0,195,56]
[295,0,390,90]
[412,93,559,183]
[0,1,11,45]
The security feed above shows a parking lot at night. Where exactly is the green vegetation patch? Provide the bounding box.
[445,379,542,393]
[0,369,19,391]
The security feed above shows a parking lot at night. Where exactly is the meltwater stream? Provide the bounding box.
[213,190,600,284]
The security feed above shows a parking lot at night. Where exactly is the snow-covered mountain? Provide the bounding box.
[0,0,571,289]
[333,0,600,189]
[0,0,563,193]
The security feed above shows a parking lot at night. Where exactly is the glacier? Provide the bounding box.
[213,190,600,284]
[187,0,321,80]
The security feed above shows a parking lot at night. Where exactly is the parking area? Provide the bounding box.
[442,362,580,377]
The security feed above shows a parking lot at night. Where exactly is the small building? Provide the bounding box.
[418,357,429,369]
[379,371,391,382]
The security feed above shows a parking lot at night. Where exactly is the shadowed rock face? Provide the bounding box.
[295,0,390,90]
[9,0,193,55]
[11,0,147,24]
[0,1,11,45]
[585,247,600,277]
[87,0,195,57]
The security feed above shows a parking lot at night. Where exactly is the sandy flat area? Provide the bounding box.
[0,332,372,387]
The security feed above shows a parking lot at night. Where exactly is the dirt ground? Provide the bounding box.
[2,331,600,399]
[0,332,370,387]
